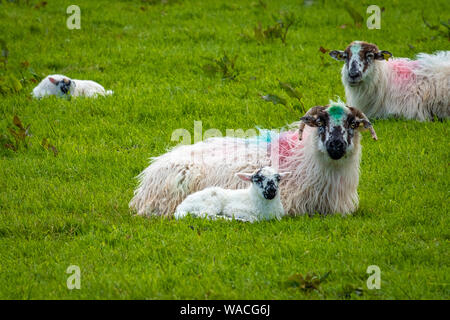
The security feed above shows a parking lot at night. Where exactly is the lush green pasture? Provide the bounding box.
[0,0,449,299]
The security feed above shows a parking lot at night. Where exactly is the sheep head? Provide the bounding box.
[237,167,290,200]
[298,102,377,160]
[329,41,392,86]
[48,76,74,95]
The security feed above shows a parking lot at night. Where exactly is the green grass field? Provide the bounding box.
[0,0,449,299]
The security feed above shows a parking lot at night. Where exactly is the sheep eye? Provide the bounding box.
[350,121,358,129]
[253,176,262,183]
[316,119,324,127]
[366,52,374,59]
[275,174,281,182]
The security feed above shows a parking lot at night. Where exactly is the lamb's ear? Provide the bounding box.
[375,50,392,61]
[48,77,58,85]
[329,50,346,61]
[236,173,252,182]
[279,172,291,179]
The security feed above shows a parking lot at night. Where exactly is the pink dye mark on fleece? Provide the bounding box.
[269,128,310,165]
[387,59,419,86]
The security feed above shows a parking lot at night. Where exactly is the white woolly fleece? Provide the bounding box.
[174,182,285,223]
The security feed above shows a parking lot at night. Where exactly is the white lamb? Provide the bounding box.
[174,167,289,222]
[31,74,113,98]
[130,100,378,217]
[330,41,449,121]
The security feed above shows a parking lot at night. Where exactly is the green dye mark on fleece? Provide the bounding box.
[328,105,346,125]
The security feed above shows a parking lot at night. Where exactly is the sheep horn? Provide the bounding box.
[349,107,378,140]
[298,106,327,141]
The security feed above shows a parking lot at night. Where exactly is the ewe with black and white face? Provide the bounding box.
[298,102,378,161]
[329,41,392,86]
[329,40,449,120]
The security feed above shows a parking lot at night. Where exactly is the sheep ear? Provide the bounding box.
[300,116,319,127]
[329,50,346,61]
[48,77,58,85]
[279,172,291,179]
[375,50,392,61]
[236,173,252,182]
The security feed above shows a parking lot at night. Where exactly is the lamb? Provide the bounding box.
[130,100,378,217]
[31,74,113,98]
[329,41,450,121]
[174,167,289,222]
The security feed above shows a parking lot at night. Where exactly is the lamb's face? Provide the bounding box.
[48,77,73,96]
[251,167,281,200]
[329,41,392,86]
[300,104,377,160]
[237,167,289,200]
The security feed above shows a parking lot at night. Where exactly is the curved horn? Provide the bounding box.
[298,106,326,141]
[348,107,378,140]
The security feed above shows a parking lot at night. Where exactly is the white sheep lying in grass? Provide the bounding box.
[130,100,377,217]
[330,41,449,121]
[175,167,289,222]
[32,74,113,98]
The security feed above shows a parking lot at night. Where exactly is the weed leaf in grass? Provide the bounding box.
[253,11,296,44]
[343,2,363,28]
[0,134,16,151]
[279,81,302,102]
[319,46,329,54]
[279,81,305,114]
[41,138,58,157]
[0,39,8,67]
[2,116,32,151]
[260,93,287,106]
[422,11,440,30]
[202,54,239,80]
[287,272,328,292]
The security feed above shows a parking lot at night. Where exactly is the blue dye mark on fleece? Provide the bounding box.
[245,128,281,144]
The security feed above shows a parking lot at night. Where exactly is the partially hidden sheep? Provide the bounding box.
[330,41,449,121]
[32,74,113,98]
[174,167,289,222]
[130,100,377,217]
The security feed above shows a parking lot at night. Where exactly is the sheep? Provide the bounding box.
[174,167,289,222]
[329,41,450,121]
[130,100,378,217]
[31,74,113,98]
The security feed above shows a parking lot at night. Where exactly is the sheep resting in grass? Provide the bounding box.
[130,100,377,217]
[330,41,449,121]
[32,74,113,98]
[174,167,289,222]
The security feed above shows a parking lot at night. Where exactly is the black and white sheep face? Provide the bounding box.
[300,104,376,160]
[237,167,289,200]
[329,41,392,85]
[49,77,74,96]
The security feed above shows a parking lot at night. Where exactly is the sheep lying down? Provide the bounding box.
[32,74,113,98]
[330,41,449,121]
[175,167,289,222]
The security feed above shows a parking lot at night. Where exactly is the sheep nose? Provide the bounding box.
[326,139,346,160]
[264,187,277,200]
[349,70,361,79]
